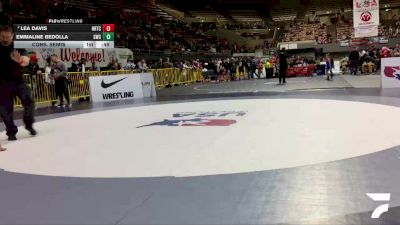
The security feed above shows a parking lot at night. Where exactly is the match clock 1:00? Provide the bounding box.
[102,32,114,41]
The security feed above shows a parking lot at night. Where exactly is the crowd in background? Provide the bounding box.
[379,18,400,38]
[2,0,400,60]
[339,45,400,75]
[56,44,400,79]
[282,11,400,44]
[20,43,400,98]
[282,20,329,44]
[240,32,271,40]
[225,21,268,30]
[340,47,379,75]
[3,0,400,52]
[116,12,261,53]
[336,19,353,41]
[0,0,256,54]
[116,12,223,53]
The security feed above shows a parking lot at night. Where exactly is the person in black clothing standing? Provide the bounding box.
[349,47,360,75]
[0,25,37,141]
[238,58,245,79]
[250,59,257,79]
[245,59,252,79]
[50,54,71,108]
[227,59,235,81]
[278,48,288,84]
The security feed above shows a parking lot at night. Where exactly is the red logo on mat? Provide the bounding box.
[138,119,236,128]
[137,111,246,128]
[384,67,400,80]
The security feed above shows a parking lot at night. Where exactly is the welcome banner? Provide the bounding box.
[26,48,133,68]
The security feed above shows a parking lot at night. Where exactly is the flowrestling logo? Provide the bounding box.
[367,193,391,219]
[384,66,400,80]
[137,111,247,128]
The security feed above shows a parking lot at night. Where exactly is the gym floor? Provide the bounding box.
[1,75,400,225]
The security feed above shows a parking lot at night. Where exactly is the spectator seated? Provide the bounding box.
[282,21,329,44]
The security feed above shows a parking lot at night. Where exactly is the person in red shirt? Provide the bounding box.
[380,46,392,58]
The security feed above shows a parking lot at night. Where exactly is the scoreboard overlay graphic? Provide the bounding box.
[13,23,115,48]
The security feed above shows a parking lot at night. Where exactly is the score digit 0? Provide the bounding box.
[102,24,115,32]
[102,32,114,41]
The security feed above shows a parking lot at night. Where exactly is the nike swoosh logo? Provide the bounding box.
[101,77,128,88]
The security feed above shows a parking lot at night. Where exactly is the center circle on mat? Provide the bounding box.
[0,99,399,178]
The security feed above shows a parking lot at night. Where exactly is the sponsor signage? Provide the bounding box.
[341,37,388,47]
[381,58,400,88]
[378,37,389,43]
[288,43,298,50]
[89,73,156,102]
[353,0,379,27]
[354,25,378,38]
[340,40,350,47]
[353,0,379,38]
[232,53,256,57]
[139,73,157,98]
